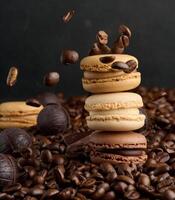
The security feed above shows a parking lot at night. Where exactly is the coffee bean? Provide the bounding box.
[116,175,135,185]
[124,190,140,200]
[81,178,96,188]
[41,149,53,163]
[163,190,175,200]
[138,173,150,186]
[96,31,108,45]
[62,10,75,23]
[99,56,115,64]
[103,191,116,200]
[6,66,18,87]
[43,72,60,87]
[125,60,137,73]
[121,35,130,47]
[3,183,22,193]
[100,162,116,174]
[106,172,117,183]
[26,98,41,107]
[30,186,44,196]
[60,49,79,65]
[58,187,76,199]
[111,61,129,71]
[112,181,128,193]
[118,24,132,38]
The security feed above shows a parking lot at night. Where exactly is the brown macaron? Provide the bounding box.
[89,131,147,165]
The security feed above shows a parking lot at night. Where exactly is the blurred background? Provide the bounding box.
[0,0,175,100]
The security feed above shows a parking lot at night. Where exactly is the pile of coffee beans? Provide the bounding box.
[0,87,175,200]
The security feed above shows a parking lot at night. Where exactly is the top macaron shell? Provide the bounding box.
[80,54,141,93]
[85,92,145,131]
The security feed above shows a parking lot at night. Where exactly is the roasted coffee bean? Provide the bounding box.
[138,173,150,186]
[106,171,117,183]
[6,66,18,87]
[100,162,115,173]
[3,183,22,193]
[111,61,129,71]
[60,49,79,65]
[96,31,108,45]
[55,164,65,183]
[62,10,75,23]
[125,60,137,73]
[121,35,130,47]
[26,98,41,107]
[119,24,132,38]
[58,187,76,199]
[103,191,116,200]
[43,72,60,87]
[124,190,140,200]
[112,181,128,193]
[30,186,44,196]
[99,56,115,64]
[163,190,175,200]
[116,175,135,185]
[41,149,53,163]
[81,178,96,188]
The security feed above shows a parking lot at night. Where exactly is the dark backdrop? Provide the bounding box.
[0,0,175,100]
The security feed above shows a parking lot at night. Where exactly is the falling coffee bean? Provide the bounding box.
[60,49,79,65]
[43,72,60,87]
[62,10,75,23]
[6,66,18,87]
[119,24,132,38]
[96,31,108,45]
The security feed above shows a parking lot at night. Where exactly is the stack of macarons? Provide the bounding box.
[80,53,147,165]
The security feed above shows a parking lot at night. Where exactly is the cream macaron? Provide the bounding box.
[80,54,141,93]
[85,92,145,131]
[0,101,43,128]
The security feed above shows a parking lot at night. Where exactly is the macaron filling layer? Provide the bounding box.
[97,148,146,156]
[82,72,140,84]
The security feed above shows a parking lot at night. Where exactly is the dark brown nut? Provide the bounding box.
[119,24,132,38]
[43,72,60,87]
[0,128,32,153]
[60,49,79,65]
[0,154,18,186]
[6,66,18,87]
[37,105,70,135]
[62,10,75,23]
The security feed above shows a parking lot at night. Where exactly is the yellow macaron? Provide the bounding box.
[85,92,145,131]
[80,54,141,93]
[0,101,43,128]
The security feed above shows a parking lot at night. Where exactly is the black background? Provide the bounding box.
[0,0,175,100]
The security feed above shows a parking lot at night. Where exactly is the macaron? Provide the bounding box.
[80,54,141,93]
[85,92,145,131]
[89,131,147,165]
[0,101,43,128]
